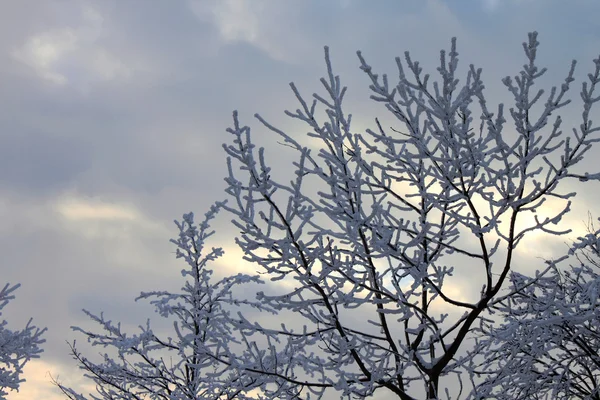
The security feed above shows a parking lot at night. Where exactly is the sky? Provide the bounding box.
[1,0,600,398]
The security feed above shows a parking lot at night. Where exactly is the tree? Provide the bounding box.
[56,205,271,399]
[0,283,46,397]
[218,31,600,399]
[473,218,600,399]
[62,32,600,399]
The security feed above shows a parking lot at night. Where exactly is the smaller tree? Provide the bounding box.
[57,204,271,400]
[0,283,46,397]
[474,221,600,399]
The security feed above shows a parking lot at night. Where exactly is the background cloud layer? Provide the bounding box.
[2,0,600,398]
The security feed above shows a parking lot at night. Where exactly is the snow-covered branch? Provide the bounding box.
[0,283,46,397]
[63,32,600,399]
[221,32,600,399]
[473,220,600,399]
[58,205,273,399]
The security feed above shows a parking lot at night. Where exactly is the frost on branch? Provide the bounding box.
[0,283,46,397]
[57,204,273,399]
[221,32,600,399]
[60,33,600,400]
[473,218,600,400]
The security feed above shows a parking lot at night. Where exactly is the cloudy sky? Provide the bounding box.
[2,0,600,398]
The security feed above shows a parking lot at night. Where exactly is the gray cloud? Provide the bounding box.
[2,0,600,398]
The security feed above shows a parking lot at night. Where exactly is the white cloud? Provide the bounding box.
[188,0,278,57]
[482,0,501,12]
[5,359,70,400]
[11,4,131,86]
[481,0,537,12]
[187,0,311,63]
[12,29,78,84]
[55,197,139,222]
[4,359,100,400]
[206,0,261,44]
[53,194,166,241]
[88,48,131,81]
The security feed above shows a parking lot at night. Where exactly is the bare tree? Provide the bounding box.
[62,32,600,399]
[474,218,600,399]
[219,32,600,399]
[0,283,46,397]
